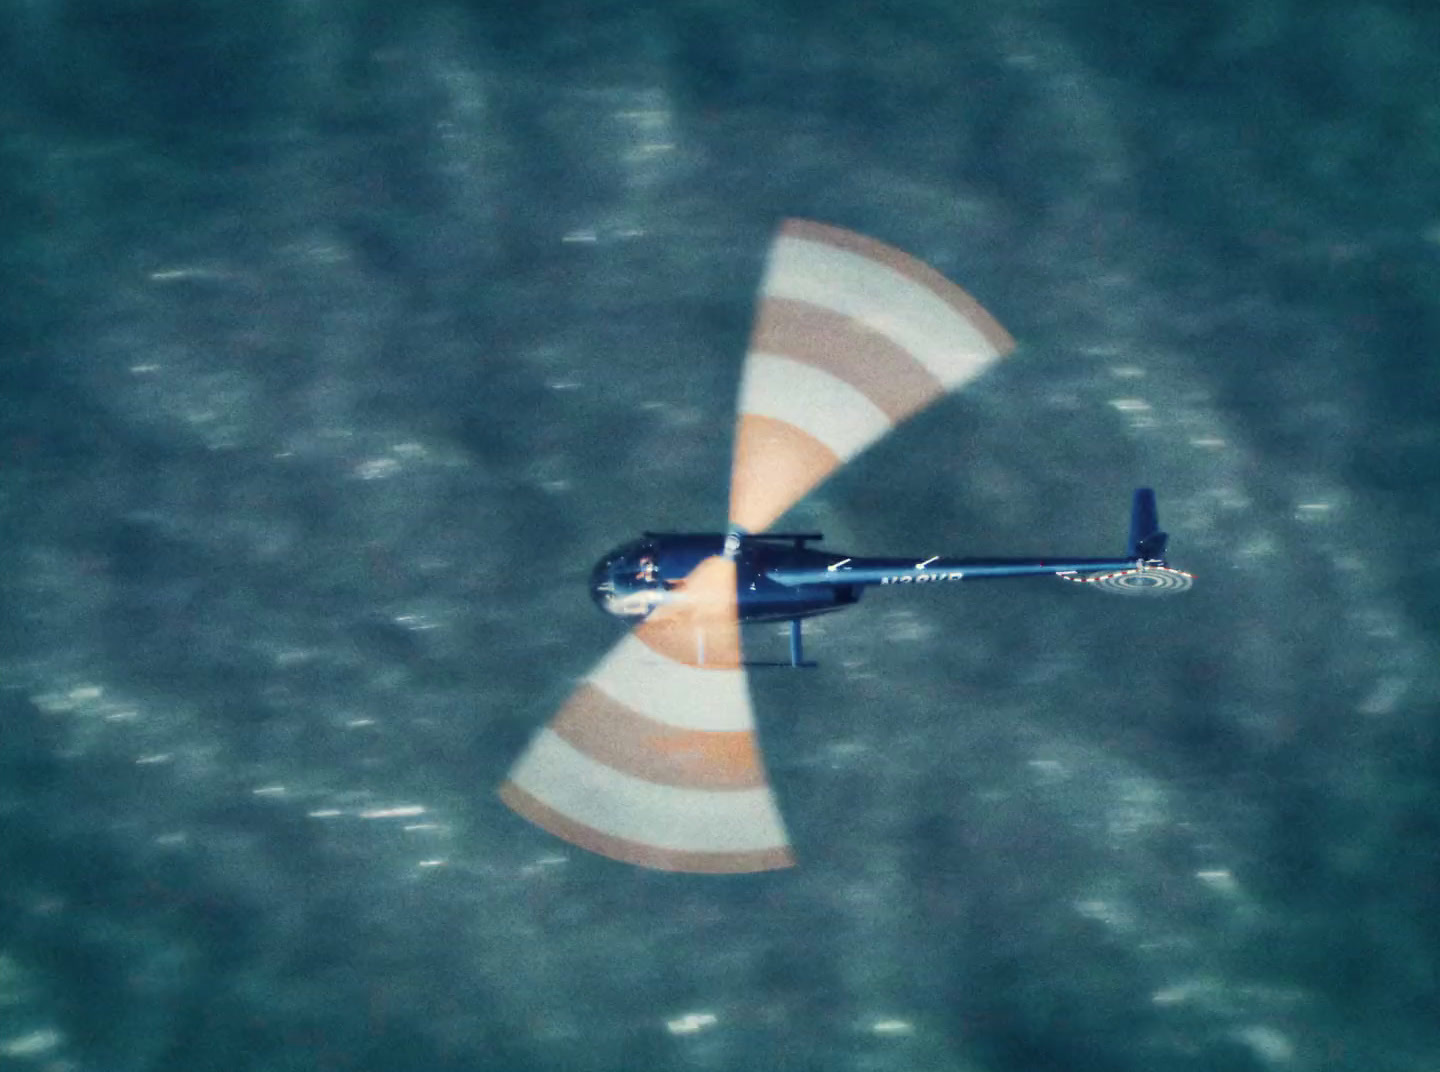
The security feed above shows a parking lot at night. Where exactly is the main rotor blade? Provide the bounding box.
[499,556,794,873]
[730,219,1015,532]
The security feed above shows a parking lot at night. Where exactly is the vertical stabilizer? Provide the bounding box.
[1127,488,1168,561]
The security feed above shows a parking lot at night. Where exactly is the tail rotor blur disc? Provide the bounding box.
[1061,565,1195,595]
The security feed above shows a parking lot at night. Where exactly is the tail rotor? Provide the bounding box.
[1061,488,1195,595]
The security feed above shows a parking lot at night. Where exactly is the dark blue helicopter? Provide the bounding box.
[590,487,1191,667]
[500,220,1193,874]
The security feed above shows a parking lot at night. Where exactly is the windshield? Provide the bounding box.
[589,540,666,620]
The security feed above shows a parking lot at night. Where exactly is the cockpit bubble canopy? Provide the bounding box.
[588,538,666,620]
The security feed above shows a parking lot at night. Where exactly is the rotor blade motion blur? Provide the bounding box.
[503,220,1022,873]
[500,556,794,873]
[729,219,1015,532]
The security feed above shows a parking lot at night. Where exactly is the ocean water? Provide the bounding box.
[1,2,1437,1070]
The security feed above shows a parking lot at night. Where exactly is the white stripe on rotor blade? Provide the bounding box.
[740,354,891,463]
[509,729,790,854]
[589,633,755,732]
[767,235,1002,389]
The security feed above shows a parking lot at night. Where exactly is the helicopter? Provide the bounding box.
[500,219,1193,874]
[588,484,1186,669]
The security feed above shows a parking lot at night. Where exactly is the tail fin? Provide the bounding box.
[1127,488,1168,561]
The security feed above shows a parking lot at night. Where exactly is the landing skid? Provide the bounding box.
[742,619,817,669]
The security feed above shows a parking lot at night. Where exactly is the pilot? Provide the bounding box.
[637,555,659,583]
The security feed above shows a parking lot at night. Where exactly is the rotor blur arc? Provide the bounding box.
[499,556,795,873]
[728,219,1015,533]
[500,219,1015,872]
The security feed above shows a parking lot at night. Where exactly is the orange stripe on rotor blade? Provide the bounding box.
[729,414,840,534]
[752,298,946,423]
[634,615,742,668]
[632,555,743,668]
[499,782,796,873]
[551,684,766,790]
[779,219,1015,356]
[662,555,739,619]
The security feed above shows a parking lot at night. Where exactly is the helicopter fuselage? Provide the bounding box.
[588,531,1143,626]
